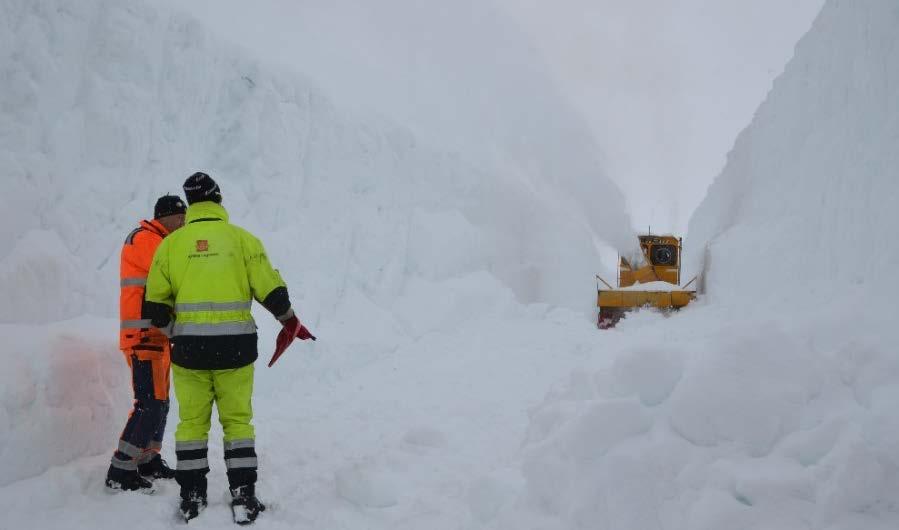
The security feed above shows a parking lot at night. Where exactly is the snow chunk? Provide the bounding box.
[598,346,685,406]
[668,329,816,456]
[521,399,653,517]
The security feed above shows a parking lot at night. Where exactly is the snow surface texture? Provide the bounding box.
[0,318,130,486]
[0,0,633,325]
[0,0,631,512]
[685,0,899,307]
[493,0,825,232]
[2,1,898,530]
[498,1,899,529]
[176,0,825,233]
[168,0,641,233]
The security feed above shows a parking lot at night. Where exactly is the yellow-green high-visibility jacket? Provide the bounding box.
[145,201,290,369]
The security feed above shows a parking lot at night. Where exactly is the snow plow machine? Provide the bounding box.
[596,234,696,329]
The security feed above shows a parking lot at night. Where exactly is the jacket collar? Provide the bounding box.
[186,201,229,224]
[140,219,170,237]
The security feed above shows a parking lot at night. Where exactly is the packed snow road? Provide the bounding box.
[0,302,624,529]
[3,291,898,530]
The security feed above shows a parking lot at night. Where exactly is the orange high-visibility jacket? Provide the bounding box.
[120,219,170,354]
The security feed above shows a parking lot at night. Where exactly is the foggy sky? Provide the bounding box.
[168,0,824,234]
[496,0,825,231]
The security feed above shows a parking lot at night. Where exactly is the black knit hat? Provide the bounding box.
[183,172,222,205]
[154,194,187,219]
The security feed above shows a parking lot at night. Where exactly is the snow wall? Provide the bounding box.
[685,0,899,308]
[499,2,899,529]
[0,0,633,324]
[0,0,632,485]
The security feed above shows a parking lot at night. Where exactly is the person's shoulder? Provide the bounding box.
[131,225,164,247]
[228,222,261,242]
[158,229,177,247]
[122,225,142,246]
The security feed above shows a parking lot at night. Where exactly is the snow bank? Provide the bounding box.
[502,1,899,529]
[0,318,128,487]
[0,0,632,325]
[0,0,632,485]
[686,0,899,308]
[500,302,899,530]
[168,0,638,253]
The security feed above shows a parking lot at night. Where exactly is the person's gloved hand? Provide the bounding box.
[269,315,315,367]
[295,322,316,341]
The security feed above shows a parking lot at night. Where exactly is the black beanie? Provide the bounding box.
[154,194,187,219]
[183,172,222,205]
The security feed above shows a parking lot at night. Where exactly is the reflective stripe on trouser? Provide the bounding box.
[174,439,210,503]
[225,439,259,490]
[111,353,170,470]
[224,438,258,489]
[175,440,210,472]
[172,363,256,489]
[115,439,161,465]
[224,439,258,470]
[110,454,138,471]
[117,439,143,458]
[137,440,163,465]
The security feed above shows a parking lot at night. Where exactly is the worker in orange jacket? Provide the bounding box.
[106,195,186,492]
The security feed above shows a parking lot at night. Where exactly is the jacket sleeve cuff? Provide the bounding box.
[276,307,295,322]
[143,300,172,328]
[261,286,292,320]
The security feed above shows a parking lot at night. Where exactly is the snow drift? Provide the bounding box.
[686,0,899,308]
[0,0,632,489]
[0,319,129,486]
[5,0,896,528]
[0,0,632,324]
[502,1,899,529]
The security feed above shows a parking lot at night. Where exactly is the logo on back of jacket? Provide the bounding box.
[189,239,219,258]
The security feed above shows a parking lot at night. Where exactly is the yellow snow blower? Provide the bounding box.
[596,234,696,329]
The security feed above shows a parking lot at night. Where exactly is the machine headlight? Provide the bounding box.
[651,245,676,266]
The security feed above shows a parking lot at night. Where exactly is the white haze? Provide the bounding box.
[168,0,824,232]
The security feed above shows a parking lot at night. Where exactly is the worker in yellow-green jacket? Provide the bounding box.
[144,172,316,524]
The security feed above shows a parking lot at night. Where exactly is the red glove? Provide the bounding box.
[296,324,316,341]
[268,315,316,367]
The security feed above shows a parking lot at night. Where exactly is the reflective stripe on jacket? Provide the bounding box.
[120,219,170,351]
[145,202,286,345]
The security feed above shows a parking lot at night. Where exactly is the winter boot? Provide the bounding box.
[138,454,176,479]
[105,465,155,494]
[179,492,208,522]
[230,485,266,525]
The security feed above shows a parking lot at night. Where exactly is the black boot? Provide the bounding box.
[138,454,176,479]
[105,465,155,494]
[230,485,266,525]
[179,492,208,522]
